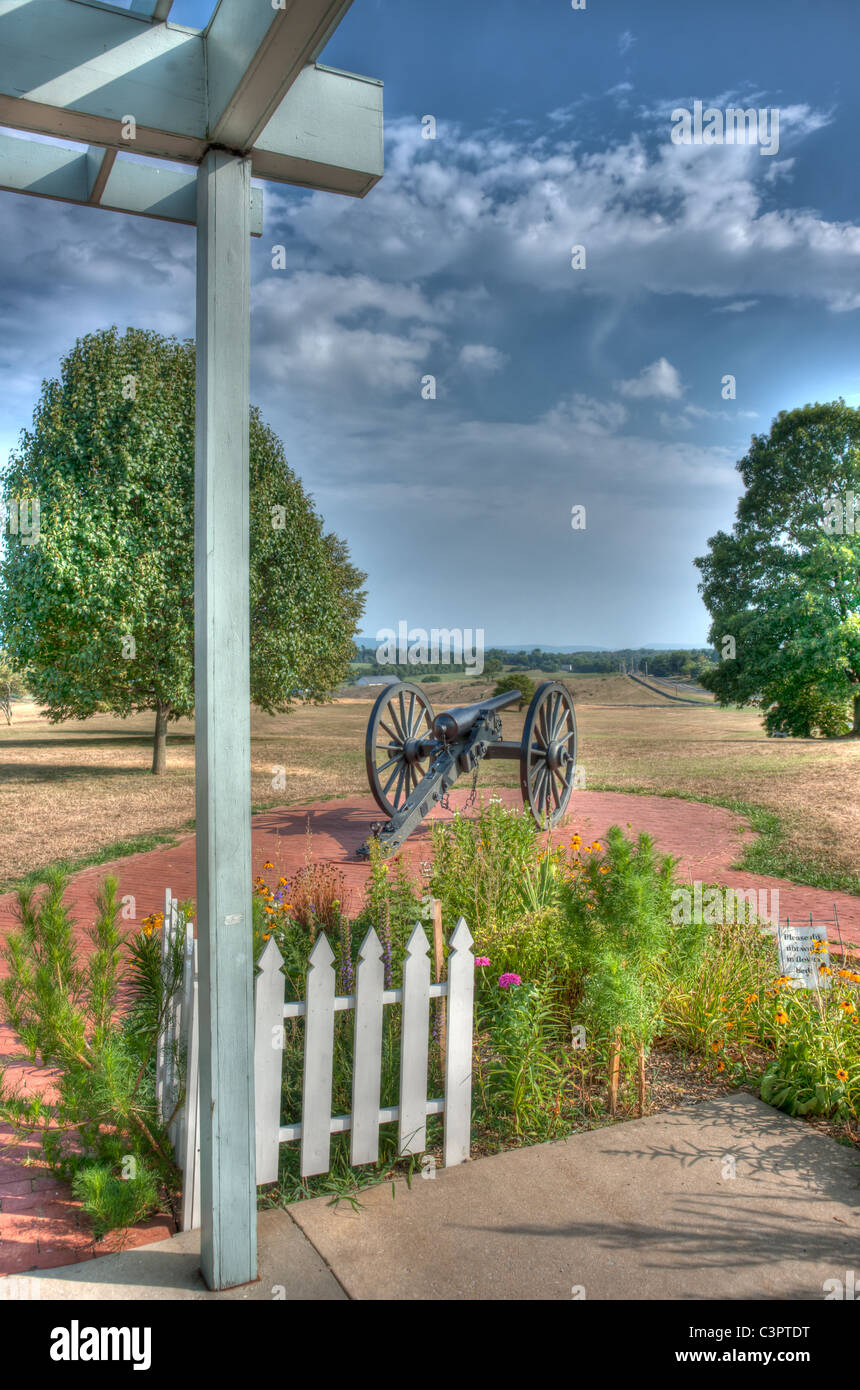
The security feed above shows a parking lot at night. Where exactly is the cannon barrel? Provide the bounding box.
[432,689,521,742]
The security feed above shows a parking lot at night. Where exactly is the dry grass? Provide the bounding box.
[0,673,857,889]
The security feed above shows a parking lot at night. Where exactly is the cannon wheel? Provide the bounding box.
[520,681,577,827]
[365,681,435,817]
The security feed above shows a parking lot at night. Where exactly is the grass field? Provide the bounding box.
[0,673,858,894]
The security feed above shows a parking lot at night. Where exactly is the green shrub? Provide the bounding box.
[0,870,178,1235]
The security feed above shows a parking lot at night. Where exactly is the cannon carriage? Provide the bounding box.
[358,679,577,857]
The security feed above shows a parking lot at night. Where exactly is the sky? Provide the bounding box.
[2,0,860,648]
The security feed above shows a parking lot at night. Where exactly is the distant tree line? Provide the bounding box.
[351,645,717,681]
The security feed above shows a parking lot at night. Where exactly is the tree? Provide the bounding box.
[0,328,366,771]
[695,401,860,736]
[493,673,536,710]
[0,650,28,725]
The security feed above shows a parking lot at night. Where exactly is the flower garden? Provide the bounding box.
[1,795,858,1235]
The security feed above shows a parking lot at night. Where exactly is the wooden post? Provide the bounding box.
[636,1042,646,1117]
[608,1026,622,1117]
[194,149,256,1291]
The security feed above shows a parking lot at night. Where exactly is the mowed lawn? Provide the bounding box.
[0,673,858,890]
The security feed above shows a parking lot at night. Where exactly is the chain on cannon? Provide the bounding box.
[357,680,578,858]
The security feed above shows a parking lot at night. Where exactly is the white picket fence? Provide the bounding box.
[154,891,201,1231]
[155,891,475,1230]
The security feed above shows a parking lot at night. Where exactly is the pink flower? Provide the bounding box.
[498,973,522,989]
[475,957,491,967]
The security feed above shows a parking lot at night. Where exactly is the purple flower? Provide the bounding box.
[475,957,491,968]
[498,973,522,990]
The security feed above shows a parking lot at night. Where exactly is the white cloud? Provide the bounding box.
[273,110,859,311]
[458,343,507,371]
[712,299,759,313]
[617,358,684,400]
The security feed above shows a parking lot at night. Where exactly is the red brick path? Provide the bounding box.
[1,787,857,1276]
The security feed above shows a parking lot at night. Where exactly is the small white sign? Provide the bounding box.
[777,921,831,990]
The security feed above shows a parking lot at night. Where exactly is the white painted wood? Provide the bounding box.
[301,934,336,1177]
[206,0,355,151]
[130,0,174,19]
[280,1097,446,1144]
[0,6,382,197]
[254,64,384,197]
[101,157,264,234]
[155,886,171,1121]
[443,918,475,1168]
[0,1,207,162]
[254,938,286,1186]
[180,939,201,1232]
[0,135,263,233]
[194,149,256,1292]
[350,928,384,1166]
[173,913,193,1154]
[398,923,431,1156]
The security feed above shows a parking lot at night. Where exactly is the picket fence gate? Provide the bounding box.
[155,890,475,1230]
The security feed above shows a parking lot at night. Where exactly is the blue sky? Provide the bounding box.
[2,0,860,646]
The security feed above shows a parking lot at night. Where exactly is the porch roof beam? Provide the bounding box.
[129,0,175,19]
[0,2,382,196]
[0,132,263,232]
[206,0,355,150]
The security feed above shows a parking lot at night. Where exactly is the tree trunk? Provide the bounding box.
[854,693,860,735]
[151,702,169,775]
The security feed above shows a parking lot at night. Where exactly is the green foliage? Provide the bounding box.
[696,399,860,736]
[0,870,177,1235]
[493,673,535,707]
[71,1161,159,1241]
[564,827,678,1051]
[0,327,366,764]
[482,980,568,1138]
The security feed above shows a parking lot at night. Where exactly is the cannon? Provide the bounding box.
[357,679,577,858]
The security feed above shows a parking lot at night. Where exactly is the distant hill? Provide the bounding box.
[358,639,708,653]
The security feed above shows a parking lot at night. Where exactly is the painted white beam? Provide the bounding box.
[0,0,208,160]
[0,4,381,195]
[0,133,263,231]
[205,0,354,150]
[129,0,175,19]
[254,63,383,196]
[194,148,257,1292]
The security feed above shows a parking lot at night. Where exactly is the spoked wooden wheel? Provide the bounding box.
[365,681,435,816]
[520,681,577,827]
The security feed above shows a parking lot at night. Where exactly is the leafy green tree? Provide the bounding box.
[0,328,365,771]
[695,401,860,736]
[493,672,536,710]
[0,649,28,724]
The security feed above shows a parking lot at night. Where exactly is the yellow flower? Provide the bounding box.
[599,866,609,875]
[592,840,602,852]
[263,861,274,871]
[775,1008,788,1025]
[839,999,856,1014]
[836,1069,848,1082]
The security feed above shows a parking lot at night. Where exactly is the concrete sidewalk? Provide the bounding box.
[18,1094,860,1302]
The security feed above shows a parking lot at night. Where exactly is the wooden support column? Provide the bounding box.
[194,148,256,1291]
